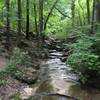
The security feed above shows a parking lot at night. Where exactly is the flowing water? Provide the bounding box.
[31,50,100,100]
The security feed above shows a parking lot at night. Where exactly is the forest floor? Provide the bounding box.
[0,56,6,71]
[0,52,29,100]
[0,55,28,99]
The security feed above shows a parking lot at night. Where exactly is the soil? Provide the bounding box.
[0,77,28,100]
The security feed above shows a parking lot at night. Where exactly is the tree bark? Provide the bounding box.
[91,0,96,34]
[71,0,75,27]
[78,10,83,26]
[34,0,40,50]
[34,0,38,36]
[5,0,10,50]
[26,0,30,39]
[78,1,86,25]
[95,0,100,22]
[86,0,90,24]
[39,0,44,37]
[18,0,22,41]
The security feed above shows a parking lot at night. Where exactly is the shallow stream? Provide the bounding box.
[31,50,100,100]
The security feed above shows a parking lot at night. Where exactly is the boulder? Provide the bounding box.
[15,67,38,84]
[20,87,37,100]
[60,57,67,62]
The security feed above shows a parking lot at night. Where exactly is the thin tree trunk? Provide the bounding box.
[18,0,22,42]
[44,0,58,30]
[55,7,70,18]
[91,0,96,34]
[71,0,75,27]
[86,0,90,24]
[78,10,83,26]
[95,0,100,22]
[5,0,10,50]
[34,0,40,50]
[78,1,86,25]
[39,0,44,42]
[1,5,5,22]
[34,0,38,36]
[26,0,30,39]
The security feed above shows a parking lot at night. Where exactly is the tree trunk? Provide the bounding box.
[34,0,40,50]
[44,0,58,30]
[78,1,86,25]
[5,0,10,50]
[18,0,22,41]
[71,0,75,27]
[39,0,44,42]
[34,0,38,36]
[86,0,90,24]
[26,0,30,39]
[78,10,83,26]
[95,0,100,22]
[91,0,96,34]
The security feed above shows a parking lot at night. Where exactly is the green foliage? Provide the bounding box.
[67,33,100,84]
[92,32,100,56]
[0,0,93,38]
[0,71,9,86]
[7,48,32,77]
[8,48,32,68]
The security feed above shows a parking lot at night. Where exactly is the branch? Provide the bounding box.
[55,7,71,18]
[44,0,59,30]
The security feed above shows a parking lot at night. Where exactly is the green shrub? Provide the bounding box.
[67,33,100,84]
[92,32,100,56]
[0,71,9,86]
[7,48,32,67]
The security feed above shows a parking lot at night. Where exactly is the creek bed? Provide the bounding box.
[28,50,100,100]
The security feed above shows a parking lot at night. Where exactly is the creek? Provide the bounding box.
[29,49,100,100]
